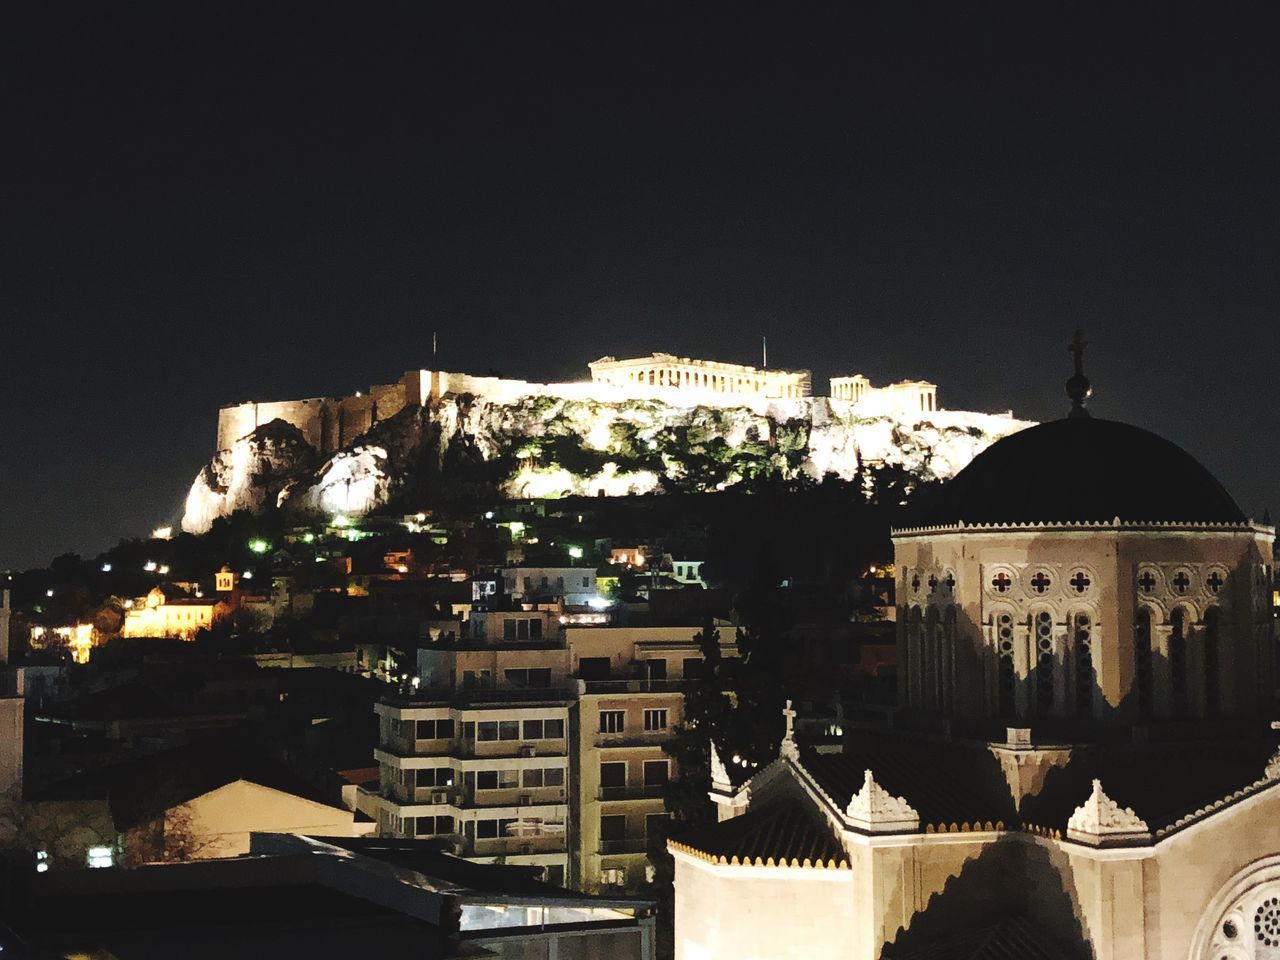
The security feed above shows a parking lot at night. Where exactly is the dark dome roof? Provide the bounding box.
[924,417,1245,526]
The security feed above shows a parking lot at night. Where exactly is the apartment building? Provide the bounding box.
[566,626,736,892]
[367,633,574,884]
[362,615,736,894]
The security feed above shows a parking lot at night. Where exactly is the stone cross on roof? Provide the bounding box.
[1066,328,1092,419]
[780,699,799,760]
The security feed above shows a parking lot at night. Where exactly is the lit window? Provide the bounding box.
[87,846,114,869]
[36,850,49,873]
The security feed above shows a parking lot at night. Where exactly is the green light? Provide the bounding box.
[332,515,350,528]
[248,539,270,554]
[567,545,584,559]
[301,532,315,544]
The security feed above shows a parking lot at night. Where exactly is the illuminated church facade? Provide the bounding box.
[671,342,1280,959]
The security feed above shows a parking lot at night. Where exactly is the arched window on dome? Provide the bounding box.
[1134,607,1154,720]
[942,606,957,716]
[995,611,1016,719]
[1072,612,1093,718]
[1204,606,1221,718]
[1034,610,1056,716]
[1170,607,1190,719]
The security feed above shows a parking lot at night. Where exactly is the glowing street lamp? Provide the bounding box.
[567,545,584,560]
[248,538,270,554]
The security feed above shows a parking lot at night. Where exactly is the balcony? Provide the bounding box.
[466,835,568,858]
[598,784,666,801]
[383,686,574,708]
[595,729,670,749]
[598,838,651,855]
[579,678,688,695]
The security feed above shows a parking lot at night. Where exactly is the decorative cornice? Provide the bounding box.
[843,770,920,834]
[1265,749,1280,782]
[893,519,1272,538]
[1066,779,1150,846]
[666,839,850,870]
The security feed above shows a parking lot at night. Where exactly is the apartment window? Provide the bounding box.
[415,815,454,836]
[463,670,493,688]
[682,658,703,680]
[544,767,564,787]
[582,577,590,588]
[415,767,454,788]
[579,657,611,680]
[499,720,520,740]
[522,768,544,788]
[416,719,454,740]
[600,815,626,842]
[477,769,520,790]
[644,660,667,680]
[646,813,670,837]
[462,721,475,741]
[522,717,564,739]
[477,817,516,839]
[545,864,565,886]
[477,722,498,742]
[505,668,552,689]
[600,761,626,788]
[86,846,114,869]
[503,618,544,641]
[643,708,668,732]
[643,760,670,786]
[599,710,625,734]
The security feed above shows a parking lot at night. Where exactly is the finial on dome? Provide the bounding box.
[1066,329,1092,419]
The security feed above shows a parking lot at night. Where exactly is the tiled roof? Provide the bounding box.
[1020,738,1276,835]
[802,734,1017,830]
[882,914,1080,960]
[674,796,849,868]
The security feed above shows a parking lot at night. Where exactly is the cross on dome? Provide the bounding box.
[1066,329,1092,418]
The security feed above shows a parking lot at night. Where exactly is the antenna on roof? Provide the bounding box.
[432,331,438,361]
[762,335,768,369]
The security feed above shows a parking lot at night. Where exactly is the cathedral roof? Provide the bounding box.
[803,735,1017,830]
[1018,737,1277,837]
[673,795,849,868]
[923,417,1245,526]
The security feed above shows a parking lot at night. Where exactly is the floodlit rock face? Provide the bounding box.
[181,389,1032,530]
[181,419,319,534]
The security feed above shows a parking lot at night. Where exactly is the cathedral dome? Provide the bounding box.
[925,417,1245,526]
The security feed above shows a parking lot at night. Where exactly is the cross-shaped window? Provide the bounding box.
[1069,571,1091,594]
[911,574,921,593]
[1172,571,1191,594]
[928,574,938,592]
[1206,571,1224,593]
[991,572,1012,593]
[1030,572,1052,594]
[1137,571,1157,593]
[944,573,955,591]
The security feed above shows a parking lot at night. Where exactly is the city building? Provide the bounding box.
[361,616,735,893]
[122,586,224,639]
[366,626,575,884]
[568,625,735,893]
[670,353,1280,960]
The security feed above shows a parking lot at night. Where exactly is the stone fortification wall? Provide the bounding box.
[216,374,420,454]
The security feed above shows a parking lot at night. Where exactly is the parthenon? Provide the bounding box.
[588,353,812,399]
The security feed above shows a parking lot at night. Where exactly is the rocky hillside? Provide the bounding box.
[182,393,1032,533]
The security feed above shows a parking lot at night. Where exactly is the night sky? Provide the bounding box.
[4,3,1279,569]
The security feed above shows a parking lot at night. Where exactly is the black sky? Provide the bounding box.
[4,2,1279,568]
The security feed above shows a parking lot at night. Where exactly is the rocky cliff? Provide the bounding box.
[181,393,1032,533]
